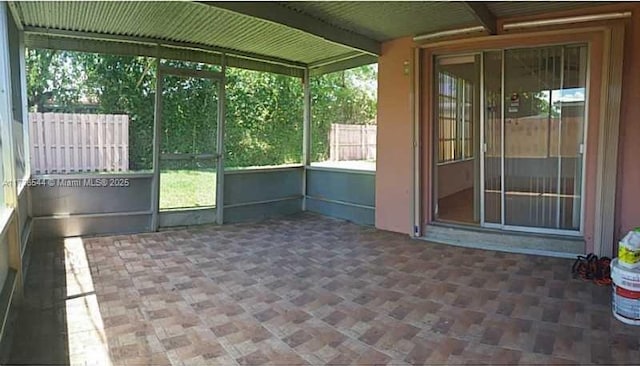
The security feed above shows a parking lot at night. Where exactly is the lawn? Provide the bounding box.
[159,169,216,210]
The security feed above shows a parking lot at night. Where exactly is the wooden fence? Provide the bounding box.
[29,113,129,174]
[485,116,583,158]
[329,123,377,161]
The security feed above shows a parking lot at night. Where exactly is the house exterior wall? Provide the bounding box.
[617,7,640,239]
[375,3,640,254]
[375,37,414,233]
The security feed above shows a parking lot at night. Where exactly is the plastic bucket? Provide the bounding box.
[610,258,640,325]
[618,228,640,269]
[611,258,640,290]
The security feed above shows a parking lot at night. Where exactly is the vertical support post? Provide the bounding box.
[18,23,28,183]
[302,68,311,211]
[430,54,438,222]
[216,54,227,225]
[411,48,421,237]
[595,25,625,256]
[479,53,486,226]
[15,21,29,299]
[460,79,466,159]
[0,5,16,209]
[473,54,482,223]
[500,49,506,228]
[0,2,22,300]
[150,56,161,231]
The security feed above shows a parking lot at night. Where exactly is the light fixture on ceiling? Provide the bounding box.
[413,26,486,42]
[413,11,631,42]
[503,12,631,31]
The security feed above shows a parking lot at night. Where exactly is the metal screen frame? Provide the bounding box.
[152,63,225,229]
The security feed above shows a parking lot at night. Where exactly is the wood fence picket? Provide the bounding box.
[29,113,129,174]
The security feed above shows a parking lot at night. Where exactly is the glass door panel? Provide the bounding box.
[434,55,480,225]
[501,45,587,231]
[557,45,588,230]
[436,44,588,234]
[482,51,503,225]
[159,74,219,210]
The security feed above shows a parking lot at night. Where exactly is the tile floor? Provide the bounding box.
[6,213,640,365]
[437,188,476,225]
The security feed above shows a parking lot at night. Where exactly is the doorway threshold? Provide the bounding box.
[420,223,584,258]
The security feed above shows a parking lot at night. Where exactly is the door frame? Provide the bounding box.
[151,64,225,230]
[432,45,589,237]
[431,52,482,224]
[482,45,589,237]
[415,23,625,255]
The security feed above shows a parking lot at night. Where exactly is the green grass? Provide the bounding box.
[159,169,216,210]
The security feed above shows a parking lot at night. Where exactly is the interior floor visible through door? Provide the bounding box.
[437,188,477,225]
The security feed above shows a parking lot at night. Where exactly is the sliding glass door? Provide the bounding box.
[482,44,588,234]
[433,55,481,225]
[435,44,588,235]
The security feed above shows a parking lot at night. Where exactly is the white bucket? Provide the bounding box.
[610,258,640,325]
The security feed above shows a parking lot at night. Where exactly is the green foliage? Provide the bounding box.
[311,66,377,161]
[26,49,85,111]
[226,68,303,167]
[26,49,377,169]
[161,74,218,168]
[81,54,156,170]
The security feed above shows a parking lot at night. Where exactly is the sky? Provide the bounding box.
[540,87,586,103]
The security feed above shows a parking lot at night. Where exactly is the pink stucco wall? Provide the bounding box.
[375,4,640,245]
[616,8,640,239]
[375,37,414,234]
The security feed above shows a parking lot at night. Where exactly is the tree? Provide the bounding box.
[25,49,378,168]
[26,49,86,112]
[311,65,377,161]
[78,53,156,170]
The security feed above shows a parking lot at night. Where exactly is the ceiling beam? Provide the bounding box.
[308,51,366,68]
[462,2,497,35]
[7,2,23,30]
[23,26,307,69]
[310,54,378,77]
[201,2,381,56]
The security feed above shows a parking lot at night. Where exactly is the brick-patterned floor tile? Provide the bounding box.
[7,213,640,365]
[405,339,438,365]
[237,349,270,365]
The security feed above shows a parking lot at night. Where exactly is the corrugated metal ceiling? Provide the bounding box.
[282,1,479,42]
[487,2,609,18]
[14,1,617,74]
[14,1,356,65]
[284,1,613,41]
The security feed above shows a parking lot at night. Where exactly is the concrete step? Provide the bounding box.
[421,224,584,258]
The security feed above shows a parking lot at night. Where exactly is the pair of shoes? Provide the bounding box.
[572,253,612,286]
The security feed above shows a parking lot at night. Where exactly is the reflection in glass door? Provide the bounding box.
[434,55,481,225]
[480,44,588,233]
[502,45,587,232]
[435,44,588,234]
[482,51,503,225]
